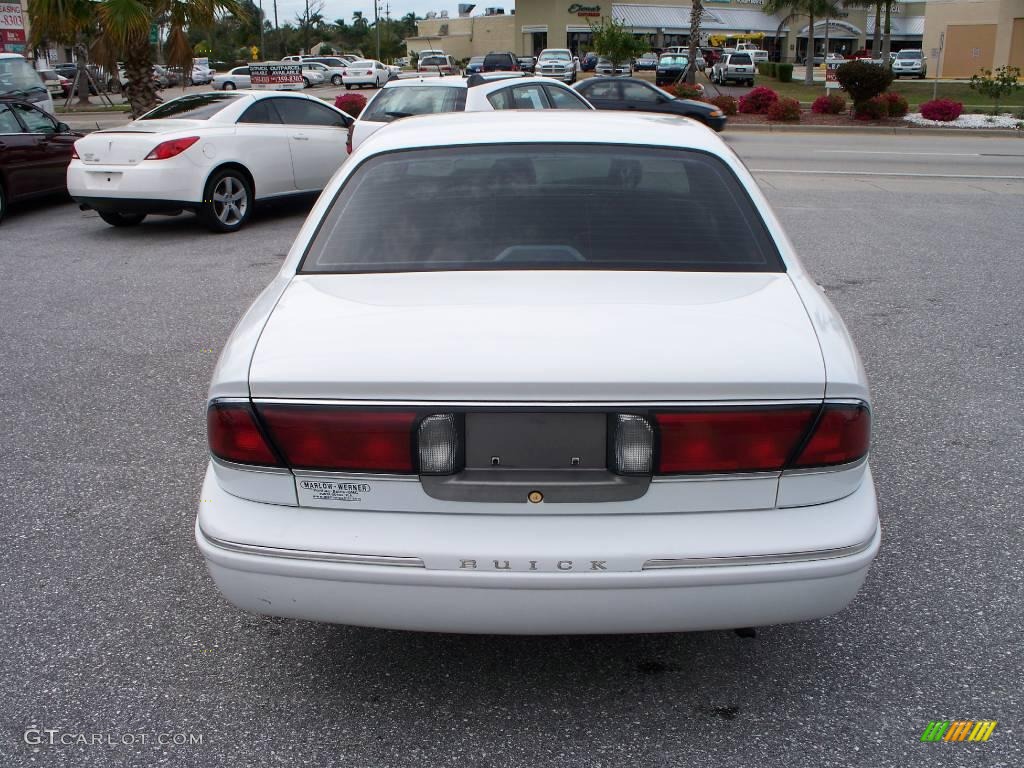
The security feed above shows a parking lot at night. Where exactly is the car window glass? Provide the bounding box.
[0,104,22,133]
[488,84,549,110]
[731,54,752,65]
[544,86,591,110]
[361,86,464,123]
[237,99,281,124]
[621,82,661,103]
[141,93,242,120]
[11,103,56,133]
[273,98,346,127]
[581,80,619,100]
[302,145,782,274]
[233,67,250,76]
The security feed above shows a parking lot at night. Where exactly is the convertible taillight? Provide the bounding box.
[71,145,80,159]
[653,403,870,474]
[256,405,418,472]
[145,136,199,160]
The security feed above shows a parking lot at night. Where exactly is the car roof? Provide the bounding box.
[355,110,724,156]
[382,76,468,90]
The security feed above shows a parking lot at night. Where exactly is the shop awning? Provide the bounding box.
[866,15,925,39]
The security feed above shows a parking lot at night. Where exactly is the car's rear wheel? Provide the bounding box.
[345,84,352,90]
[332,74,343,85]
[201,168,252,233]
[303,77,311,87]
[98,211,146,227]
[223,81,235,90]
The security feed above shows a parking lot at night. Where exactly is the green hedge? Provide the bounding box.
[768,62,778,78]
[777,63,793,83]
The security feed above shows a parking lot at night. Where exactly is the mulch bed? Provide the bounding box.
[726,111,912,128]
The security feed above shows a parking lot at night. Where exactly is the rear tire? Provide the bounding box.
[200,168,252,233]
[345,84,352,90]
[302,77,311,88]
[98,211,146,227]
[223,81,235,90]
[332,75,343,85]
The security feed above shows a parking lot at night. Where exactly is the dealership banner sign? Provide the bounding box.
[249,62,304,90]
[0,2,27,53]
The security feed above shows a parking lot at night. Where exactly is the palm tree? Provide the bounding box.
[819,0,842,59]
[33,0,245,117]
[879,0,896,61]
[764,0,817,83]
[845,0,882,56]
[686,0,704,85]
[28,0,99,105]
[353,11,368,32]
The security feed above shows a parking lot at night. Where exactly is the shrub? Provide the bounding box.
[705,94,738,115]
[920,98,963,122]
[756,62,768,76]
[968,65,1022,114]
[334,92,367,117]
[776,63,793,82]
[767,96,801,121]
[671,82,704,100]
[738,85,778,114]
[835,60,893,105]
[882,91,909,118]
[854,95,888,120]
[811,92,847,114]
[768,62,778,78]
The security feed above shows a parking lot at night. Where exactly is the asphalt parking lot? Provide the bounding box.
[2,132,1022,767]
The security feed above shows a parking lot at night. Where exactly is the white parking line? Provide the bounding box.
[813,150,981,157]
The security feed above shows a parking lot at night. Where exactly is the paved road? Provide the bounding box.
[1,132,1022,767]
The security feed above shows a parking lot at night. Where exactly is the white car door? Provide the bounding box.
[233,99,296,197]
[269,97,350,191]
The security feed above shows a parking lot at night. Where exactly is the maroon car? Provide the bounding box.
[0,99,79,223]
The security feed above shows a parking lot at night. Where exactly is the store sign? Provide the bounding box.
[0,2,27,53]
[568,4,601,17]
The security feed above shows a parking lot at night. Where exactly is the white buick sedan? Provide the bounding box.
[196,111,879,635]
[68,92,353,232]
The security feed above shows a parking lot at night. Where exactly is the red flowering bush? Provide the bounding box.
[811,93,847,114]
[767,96,801,122]
[670,82,704,100]
[854,95,888,120]
[738,86,779,115]
[704,94,738,115]
[920,98,963,122]
[334,92,368,117]
[882,92,909,118]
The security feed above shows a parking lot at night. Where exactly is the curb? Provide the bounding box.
[726,123,1024,137]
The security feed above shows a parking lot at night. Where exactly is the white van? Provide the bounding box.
[0,53,55,114]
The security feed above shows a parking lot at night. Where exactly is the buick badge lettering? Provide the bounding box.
[458,559,609,571]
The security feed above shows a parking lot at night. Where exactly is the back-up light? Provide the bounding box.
[653,404,870,474]
[256,405,417,472]
[145,136,199,160]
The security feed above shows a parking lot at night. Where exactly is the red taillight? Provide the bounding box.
[71,145,79,159]
[257,406,417,472]
[144,136,199,160]
[654,403,870,474]
[655,407,817,474]
[207,402,281,466]
[793,403,871,468]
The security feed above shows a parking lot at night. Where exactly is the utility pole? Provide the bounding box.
[258,0,265,59]
[375,0,381,61]
[273,0,280,58]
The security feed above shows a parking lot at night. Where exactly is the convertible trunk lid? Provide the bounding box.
[74,120,206,166]
[248,271,825,401]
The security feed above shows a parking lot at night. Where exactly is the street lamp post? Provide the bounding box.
[375,0,381,60]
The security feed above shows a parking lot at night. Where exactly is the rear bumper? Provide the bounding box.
[73,196,197,214]
[68,160,202,208]
[196,465,880,634]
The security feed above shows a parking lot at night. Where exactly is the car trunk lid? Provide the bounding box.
[74,120,206,166]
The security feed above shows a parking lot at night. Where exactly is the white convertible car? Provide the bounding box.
[196,111,879,635]
[67,91,353,231]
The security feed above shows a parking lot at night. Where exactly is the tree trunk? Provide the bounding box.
[75,41,91,106]
[873,2,882,56]
[124,41,158,118]
[804,11,815,85]
[824,17,830,61]
[881,1,892,61]
[687,0,703,85]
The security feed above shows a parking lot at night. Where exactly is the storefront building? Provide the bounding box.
[922,0,1024,77]
[411,2,928,61]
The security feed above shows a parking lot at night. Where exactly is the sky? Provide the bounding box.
[261,0,499,28]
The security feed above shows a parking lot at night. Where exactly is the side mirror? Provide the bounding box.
[57,122,71,133]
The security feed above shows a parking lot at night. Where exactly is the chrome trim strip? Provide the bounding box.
[250,397,837,408]
[211,455,292,476]
[200,528,426,568]
[641,536,875,570]
[781,455,868,477]
[291,468,419,481]
[653,471,779,483]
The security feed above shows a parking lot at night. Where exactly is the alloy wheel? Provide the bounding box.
[212,176,248,227]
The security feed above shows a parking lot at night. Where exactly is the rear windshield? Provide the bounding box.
[361,86,465,123]
[896,50,922,59]
[730,54,752,65]
[140,93,241,120]
[301,145,782,274]
[660,56,688,66]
